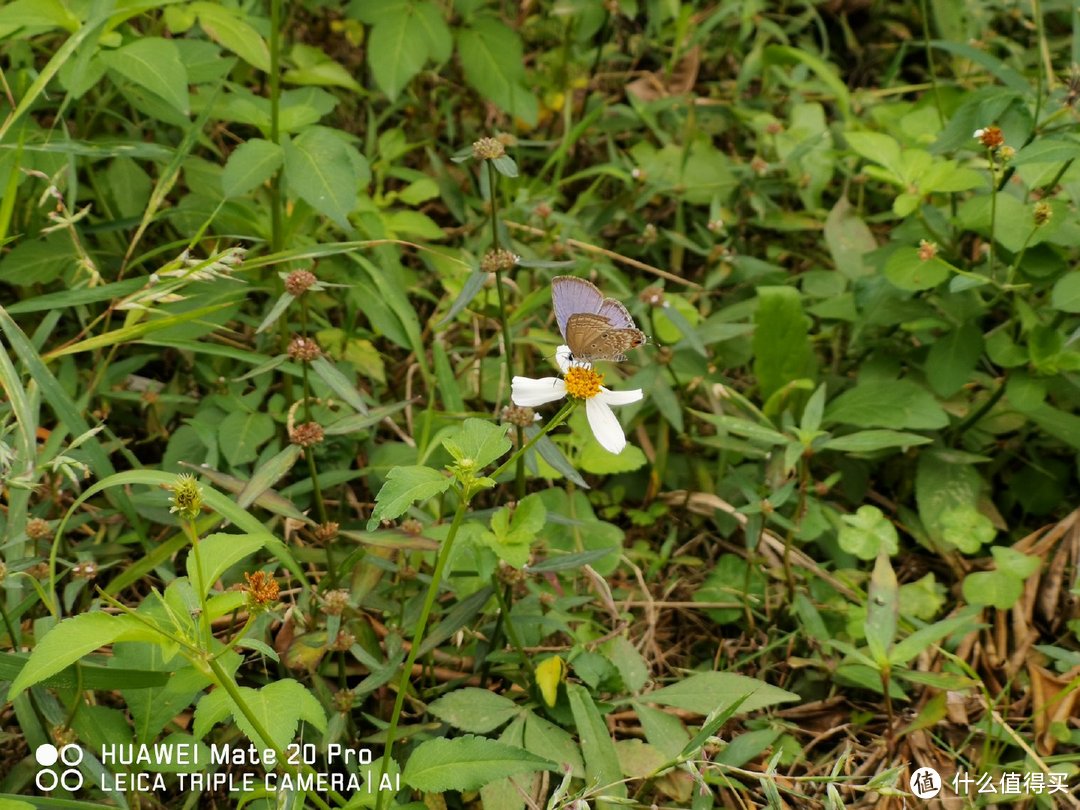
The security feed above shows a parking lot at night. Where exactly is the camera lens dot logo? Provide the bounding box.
[35,744,84,792]
[910,766,942,799]
[35,744,59,767]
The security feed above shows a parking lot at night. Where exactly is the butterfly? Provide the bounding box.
[551,276,646,363]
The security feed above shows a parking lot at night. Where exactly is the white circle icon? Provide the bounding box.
[910,766,942,799]
[59,744,83,766]
[34,744,58,767]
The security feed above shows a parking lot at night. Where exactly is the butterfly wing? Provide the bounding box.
[567,313,646,362]
[596,297,639,331]
[552,276,604,340]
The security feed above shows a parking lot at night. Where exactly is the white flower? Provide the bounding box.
[973,128,985,139]
[511,346,643,454]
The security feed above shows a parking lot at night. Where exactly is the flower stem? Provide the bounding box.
[184,518,213,650]
[490,400,575,481]
[376,496,469,810]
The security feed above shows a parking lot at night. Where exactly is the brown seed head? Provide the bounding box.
[323,589,350,616]
[290,422,324,448]
[287,336,321,363]
[400,518,423,535]
[313,521,339,543]
[72,561,98,580]
[329,630,355,652]
[26,518,53,541]
[975,126,1005,149]
[481,248,518,273]
[917,239,939,262]
[1033,201,1053,227]
[285,269,317,297]
[500,404,537,428]
[472,137,506,160]
[639,286,665,307]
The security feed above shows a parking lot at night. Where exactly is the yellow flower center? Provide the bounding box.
[564,366,603,399]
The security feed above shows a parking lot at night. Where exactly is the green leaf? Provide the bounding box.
[839,505,899,560]
[427,688,521,734]
[0,234,75,286]
[822,430,932,453]
[1051,272,1080,313]
[221,138,283,198]
[1011,138,1080,167]
[889,614,976,666]
[283,127,364,230]
[218,411,275,467]
[402,735,556,792]
[990,546,1040,579]
[925,323,984,398]
[99,37,189,115]
[962,570,1022,610]
[444,418,511,470]
[193,2,270,71]
[915,455,985,550]
[368,5,428,100]
[567,683,626,799]
[194,679,325,751]
[187,533,266,598]
[8,613,156,698]
[825,379,947,430]
[939,504,995,553]
[367,465,451,530]
[752,286,816,403]
[884,247,952,291]
[824,196,876,279]
[456,19,538,127]
[865,551,898,666]
[646,672,799,715]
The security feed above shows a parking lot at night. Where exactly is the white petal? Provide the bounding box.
[512,376,567,407]
[598,387,643,407]
[585,397,627,454]
[555,345,573,374]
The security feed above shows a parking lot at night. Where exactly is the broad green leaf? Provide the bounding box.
[824,197,875,278]
[523,711,584,777]
[427,688,520,734]
[839,505,899,560]
[602,636,649,694]
[926,323,984,398]
[0,234,75,286]
[567,683,626,799]
[218,411,275,467]
[890,614,977,666]
[962,570,1022,610]
[221,138,283,198]
[915,455,985,549]
[402,735,555,792]
[752,286,816,403]
[990,546,1040,579]
[1051,272,1080,313]
[368,5,428,100]
[99,37,189,115]
[283,127,365,230]
[884,247,952,291]
[822,430,932,453]
[1011,138,1080,167]
[366,465,451,530]
[187,533,266,597]
[8,613,158,698]
[939,504,995,553]
[193,679,325,750]
[193,2,270,71]
[456,19,538,127]
[443,418,511,470]
[825,380,948,430]
[645,672,799,715]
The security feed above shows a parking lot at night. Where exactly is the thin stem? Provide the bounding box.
[987,155,998,280]
[268,0,283,254]
[917,0,945,126]
[184,518,213,650]
[377,496,470,810]
[491,578,535,677]
[490,400,576,481]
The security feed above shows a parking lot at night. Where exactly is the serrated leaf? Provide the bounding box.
[100,38,190,115]
[367,466,451,530]
[567,683,626,799]
[193,679,325,750]
[402,735,555,792]
[645,672,799,715]
[221,138,283,198]
[427,688,520,733]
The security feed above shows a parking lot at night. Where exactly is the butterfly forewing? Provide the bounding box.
[566,313,646,362]
[552,276,604,339]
